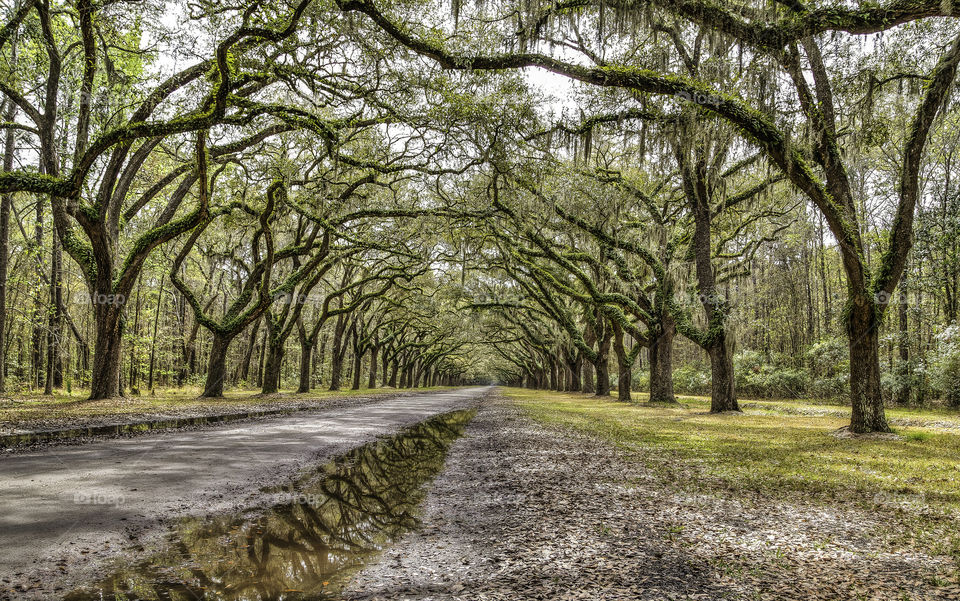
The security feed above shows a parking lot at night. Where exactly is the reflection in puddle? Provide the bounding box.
[63,409,476,600]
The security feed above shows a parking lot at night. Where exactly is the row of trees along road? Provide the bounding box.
[335,0,960,433]
[2,0,960,431]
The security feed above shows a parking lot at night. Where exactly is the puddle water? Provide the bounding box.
[62,408,476,601]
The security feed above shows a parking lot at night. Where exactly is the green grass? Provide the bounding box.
[504,387,960,561]
[0,386,457,431]
[663,393,960,426]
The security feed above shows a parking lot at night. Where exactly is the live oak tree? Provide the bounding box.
[482,190,620,398]
[1,0,282,397]
[3,0,960,418]
[336,0,960,431]
[0,0,422,399]
[171,178,337,397]
[475,118,787,406]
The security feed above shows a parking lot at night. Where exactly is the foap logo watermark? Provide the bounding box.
[850,290,913,307]
[276,491,325,506]
[694,292,733,307]
[272,291,316,305]
[674,289,740,310]
[74,291,127,306]
[469,290,525,305]
[869,489,928,507]
[73,491,126,506]
[872,290,908,306]
[675,90,723,108]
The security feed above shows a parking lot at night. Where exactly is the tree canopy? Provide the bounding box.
[2,0,960,433]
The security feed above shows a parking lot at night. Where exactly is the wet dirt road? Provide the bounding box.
[0,387,488,598]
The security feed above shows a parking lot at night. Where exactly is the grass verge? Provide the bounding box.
[504,387,960,562]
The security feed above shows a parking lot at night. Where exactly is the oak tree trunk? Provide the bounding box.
[388,360,399,387]
[381,347,390,387]
[582,361,595,394]
[88,304,125,400]
[708,333,739,412]
[45,221,63,393]
[297,337,313,393]
[847,299,891,432]
[351,351,363,390]
[594,330,612,397]
[569,356,582,392]
[329,351,344,391]
[368,346,379,389]
[615,352,631,402]
[0,87,15,393]
[649,316,677,404]
[202,334,233,398]
[896,291,910,405]
[261,342,284,394]
[239,317,262,384]
[612,328,632,402]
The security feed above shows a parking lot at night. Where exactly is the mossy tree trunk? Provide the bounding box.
[895,285,911,405]
[0,96,15,394]
[648,314,677,404]
[367,344,379,389]
[388,358,399,387]
[328,313,350,391]
[297,334,313,394]
[261,334,284,394]
[594,330,611,397]
[203,333,234,398]
[45,220,63,393]
[239,316,262,385]
[612,324,633,402]
[568,354,582,392]
[89,303,125,399]
[847,295,890,432]
[351,348,363,390]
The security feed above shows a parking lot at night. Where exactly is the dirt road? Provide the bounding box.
[0,387,488,598]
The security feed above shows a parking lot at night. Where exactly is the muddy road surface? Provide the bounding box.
[0,387,489,599]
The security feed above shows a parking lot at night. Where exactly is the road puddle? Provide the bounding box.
[62,408,475,600]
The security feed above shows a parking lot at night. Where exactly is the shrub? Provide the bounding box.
[881,359,924,404]
[760,368,808,398]
[804,338,849,400]
[673,362,711,395]
[931,325,960,406]
[735,351,808,398]
[631,370,650,393]
[804,337,848,377]
[809,374,848,400]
